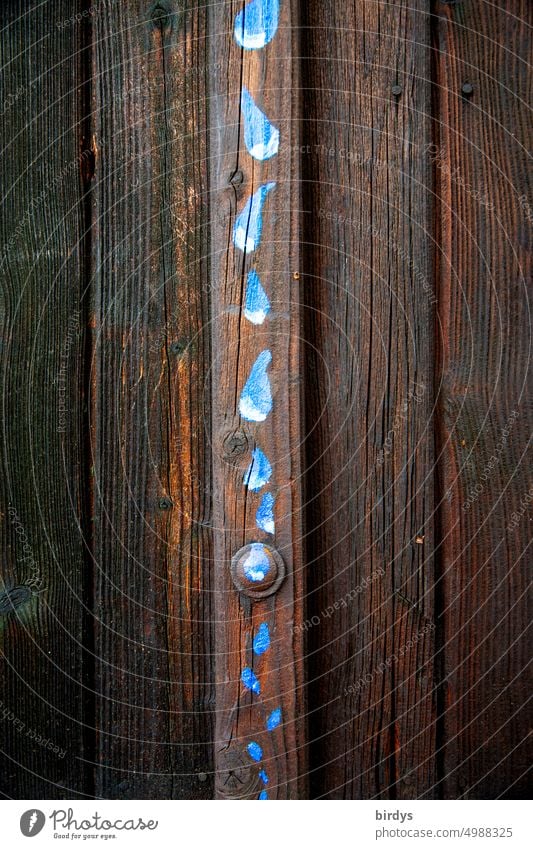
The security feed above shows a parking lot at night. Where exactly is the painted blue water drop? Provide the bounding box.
[241,87,280,161]
[253,622,271,656]
[244,269,271,325]
[244,447,272,492]
[233,182,275,254]
[258,790,269,799]
[256,491,275,534]
[241,667,261,694]
[234,0,280,50]
[242,543,271,583]
[247,741,263,762]
[266,707,282,731]
[258,769,269,785]
[239,350,272,422]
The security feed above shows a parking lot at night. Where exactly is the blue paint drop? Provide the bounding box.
[256,491,275,534]
[253,622,271,656]
[258,790,269,799]
[239,350,272,422]
[244,447,272,492]
[241,667,261,694]
[247,741,263,762]
[241,87,280,161]
[259,769,269,785]
[244,269,271,325]
[242,543,271,583]
[233,183,275,254]
[234,0,280,50]
[266,707,282,731]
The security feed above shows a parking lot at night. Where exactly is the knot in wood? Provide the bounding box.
[170,338,188,355]
[222,428,249,460]
[0,585,32,614]
[229,169,244,187]
[150,2,175,36]
[217,748,261,799]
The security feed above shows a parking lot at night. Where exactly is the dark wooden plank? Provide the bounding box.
[301,0,437,798]
[0,0,89,798]
[209,0,307,799]
[91,0,213,798]
[433,0,532,799]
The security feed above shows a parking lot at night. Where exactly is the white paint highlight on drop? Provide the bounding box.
[234,0,280,50]
[241,87,280,161]
[243,447,272,491]
[239,350,273,422]
[244,269,271,325]
[233,182,276,254]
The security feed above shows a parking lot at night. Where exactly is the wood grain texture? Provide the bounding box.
[0,0,530,802]
[91,0,213,798]
[0,0,89,799]
[209,0,307,799]
[433,0,532,799]
[301,0,437,799]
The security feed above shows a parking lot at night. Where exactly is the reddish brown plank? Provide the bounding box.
[433,0,532,799]
[91,0,213,798]
[209,0,307,799]
[301,0,437,798]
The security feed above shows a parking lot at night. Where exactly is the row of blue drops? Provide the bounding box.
[232,0,283,800]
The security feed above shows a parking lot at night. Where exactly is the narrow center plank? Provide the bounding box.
[209,0,306,800]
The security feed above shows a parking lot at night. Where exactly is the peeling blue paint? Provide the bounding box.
[234,0,280,50]
[239,350,272,422]
[256,491,275,534]
[244,447,272,491]
[266,707,282,731]
[259,769,269,784]
[244,269,271,325]
[241,667,261,694]
[258,790,269,799]
[242,543,271,583]
[247,741,263,762]
[253,622,271,656]
[233,183,276,254]
[241,87,280,161]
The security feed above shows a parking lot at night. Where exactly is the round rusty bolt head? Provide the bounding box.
[461,82,474,97]
[231,542,286,599]
[391,84,402,97]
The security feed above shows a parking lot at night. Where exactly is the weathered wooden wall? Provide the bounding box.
[0,0,530,800]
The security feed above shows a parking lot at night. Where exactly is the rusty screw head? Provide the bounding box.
[231,542,286,599]
[391,84,402,98]
[461,82,474,98]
